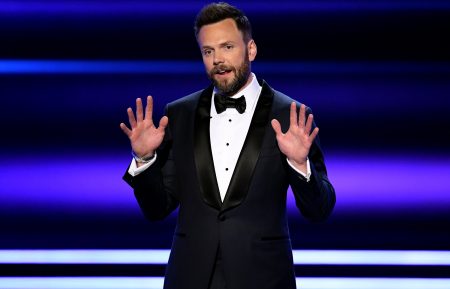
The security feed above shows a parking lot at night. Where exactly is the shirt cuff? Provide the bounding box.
[127,153,157,177]
[286,157,311,182]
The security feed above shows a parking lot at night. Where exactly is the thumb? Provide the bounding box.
[158,116,169,131]
[271,119,282,136]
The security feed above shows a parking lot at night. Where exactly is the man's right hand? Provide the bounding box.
[120,96,168,161]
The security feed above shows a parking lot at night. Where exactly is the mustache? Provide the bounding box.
[210,65,235,75]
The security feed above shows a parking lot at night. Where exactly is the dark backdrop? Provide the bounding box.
[1,0,449,277]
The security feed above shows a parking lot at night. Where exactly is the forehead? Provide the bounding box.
[197,18,244,46]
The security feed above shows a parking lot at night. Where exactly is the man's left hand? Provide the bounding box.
[271,102,319,173]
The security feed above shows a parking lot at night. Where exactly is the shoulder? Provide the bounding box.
[168,89,204,110]
[263,81,308,111]
[165,86,211,116]
[262,81,313,128]
[272,89,298,107]
[259,79,302,106]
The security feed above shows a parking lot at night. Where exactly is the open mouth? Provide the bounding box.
[213,65,233,76]
[215,69,232,76]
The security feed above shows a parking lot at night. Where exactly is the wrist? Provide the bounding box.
[132,150,155,163]
[289,157,307,167]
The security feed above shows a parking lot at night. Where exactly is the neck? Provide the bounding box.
[217,72,254,97]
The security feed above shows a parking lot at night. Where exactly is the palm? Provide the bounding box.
[120,96,168,158]
[271,102,318,165]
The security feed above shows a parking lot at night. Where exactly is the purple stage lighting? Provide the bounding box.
[0,151,449,215]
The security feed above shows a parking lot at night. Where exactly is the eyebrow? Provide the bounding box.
[201,41,237,50]
[220,41,236,47]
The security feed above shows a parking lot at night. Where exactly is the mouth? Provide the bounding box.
[213,67,233,77]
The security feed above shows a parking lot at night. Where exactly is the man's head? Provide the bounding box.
[194,2,257,96]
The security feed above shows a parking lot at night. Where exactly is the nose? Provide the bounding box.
[213,51,224,65]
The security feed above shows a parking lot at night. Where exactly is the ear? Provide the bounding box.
[247,39,257,61]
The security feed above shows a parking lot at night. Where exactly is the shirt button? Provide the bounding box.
[225,168,229,171]
[229,119,232,122]
[226,143,229,146]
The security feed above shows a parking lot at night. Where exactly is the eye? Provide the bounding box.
[225,44,233,50]
[202,49,212,56]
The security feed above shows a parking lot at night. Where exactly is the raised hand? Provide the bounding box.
[120,96,168,159]
[271,102,319,172]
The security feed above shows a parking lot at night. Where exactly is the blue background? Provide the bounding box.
[0,0,449,283]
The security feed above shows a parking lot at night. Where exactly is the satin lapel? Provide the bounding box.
[221,80,274,212]
[194,85,222,210]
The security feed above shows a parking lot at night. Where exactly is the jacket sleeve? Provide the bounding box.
[287,107,336,222]
[122,106,179,221]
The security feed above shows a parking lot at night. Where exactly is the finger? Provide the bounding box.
[119,122,132,138]
[136,98,144,122]
[299,104,306,128]
[271,119,283,136]
[127,107,137,128]
[289,102,297,128]
[145,95,153,121]
[305,113,314,134]
[309,127,319,141]
[158,116,169,132]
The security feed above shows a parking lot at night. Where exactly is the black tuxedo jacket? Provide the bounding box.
[123,79,335,289]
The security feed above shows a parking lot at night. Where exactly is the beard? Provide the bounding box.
[208,52,251,97]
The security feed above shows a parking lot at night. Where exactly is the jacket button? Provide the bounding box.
[218,215,226,222]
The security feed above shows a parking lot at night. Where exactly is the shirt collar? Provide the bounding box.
[212,73,262,115]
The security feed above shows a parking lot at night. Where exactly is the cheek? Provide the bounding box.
[202,59,212,72]
[233,51,247,66]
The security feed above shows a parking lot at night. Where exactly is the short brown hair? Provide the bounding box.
[194,2,253,42]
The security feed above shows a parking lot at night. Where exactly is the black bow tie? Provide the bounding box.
[214,94,246,114]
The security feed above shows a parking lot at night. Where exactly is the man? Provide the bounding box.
[120,2,335,289]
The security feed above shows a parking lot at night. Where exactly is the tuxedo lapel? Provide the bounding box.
[194,85,222,210]
[221,80,274,212]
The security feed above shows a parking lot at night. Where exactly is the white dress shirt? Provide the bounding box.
[128,73,310,201]
[210,73,262,200]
